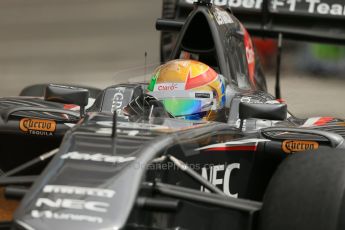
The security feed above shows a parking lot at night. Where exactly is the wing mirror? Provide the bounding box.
[239,102,287,129]
[44,84,89,117]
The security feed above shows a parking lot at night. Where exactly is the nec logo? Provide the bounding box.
[201,163,240,198]
[158,83,178,91]
[36,198,109,213]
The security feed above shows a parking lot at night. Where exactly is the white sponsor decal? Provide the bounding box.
[214,8,234,25]
[201,163,240,198]
[303,0,345,15]
[184,0,262,8]
[240,96,254,103]
[185,0,345,16]
[31,210,103,224]
[235,118,246,130]
[96,128,139,136]
[111,87,125,113]
[43,185,115,198]
[240,96,280,104]
[61,151,136,164]
[35,198,109,213]
[195,138,270,151]
[229,0,263,9]
[185,0,231,5]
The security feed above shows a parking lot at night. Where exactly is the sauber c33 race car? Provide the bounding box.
[1,1,345,230]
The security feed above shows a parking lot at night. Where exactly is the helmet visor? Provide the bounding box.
[161,98,203,116]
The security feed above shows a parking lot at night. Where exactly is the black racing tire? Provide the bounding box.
[160,0,178,63]
[259,148,345,230]
[20,84,102,99]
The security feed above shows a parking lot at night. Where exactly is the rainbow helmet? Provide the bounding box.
[147,60,226,121]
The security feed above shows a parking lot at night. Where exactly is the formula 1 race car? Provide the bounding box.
[1,1,345,230]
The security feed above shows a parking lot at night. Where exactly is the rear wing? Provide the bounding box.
[178,0,345,45]
[231,0,345,44]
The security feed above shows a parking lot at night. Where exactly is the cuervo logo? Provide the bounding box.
[20,118,56,132]
[282,140,319,154]
[19,118,56,136]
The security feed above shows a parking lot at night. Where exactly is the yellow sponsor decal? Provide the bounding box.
[337,122,345,127]
[19,118,56,136]
[282,140,319,154]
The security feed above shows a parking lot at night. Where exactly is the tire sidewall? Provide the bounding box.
[260,148,345,230]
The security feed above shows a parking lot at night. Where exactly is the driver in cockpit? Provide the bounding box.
[124,59,227,122]
[147,59,227,121]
